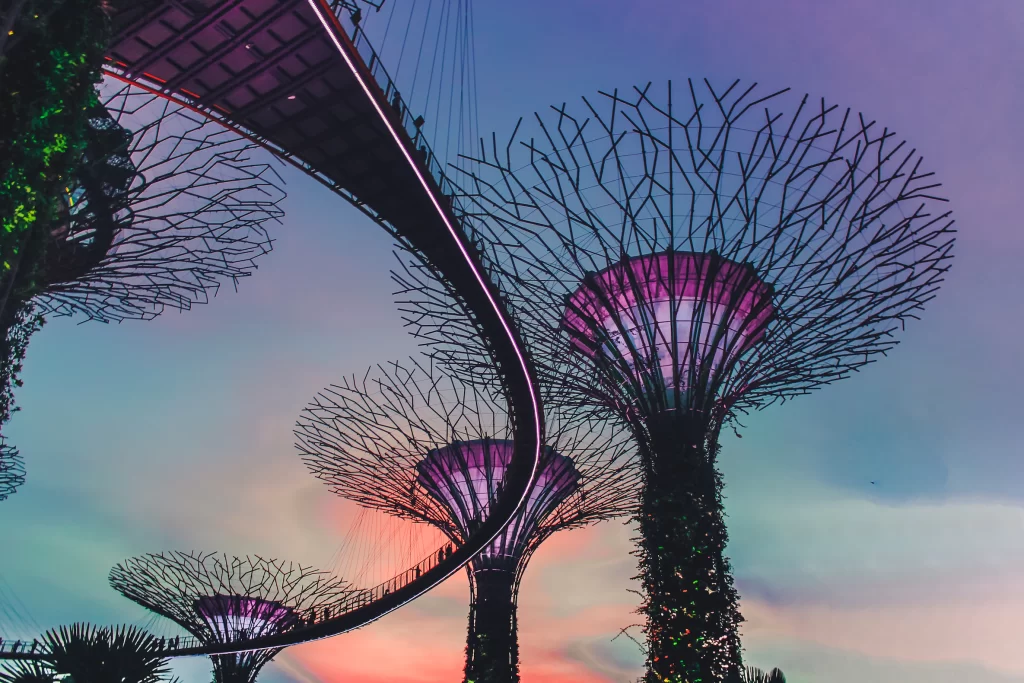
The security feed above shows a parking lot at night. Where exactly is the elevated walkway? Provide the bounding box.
[1,0,541,660]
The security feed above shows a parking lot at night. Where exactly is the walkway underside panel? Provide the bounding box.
[105,1,502,373]
[108,0,426,230]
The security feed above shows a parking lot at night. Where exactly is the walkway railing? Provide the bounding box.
[0,639,44,657]
[328,2,472,222]
[0,542,459,658]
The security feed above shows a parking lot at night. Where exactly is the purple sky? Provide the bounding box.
[2,1,1023,681]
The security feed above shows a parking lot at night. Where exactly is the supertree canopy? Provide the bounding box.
[0,78,285,454]
[396,80,956,681]
[108,552,363,683]
[28,81,284,323]
[417,439,581,573]
[296,357,638,683]
[0,439,25,502]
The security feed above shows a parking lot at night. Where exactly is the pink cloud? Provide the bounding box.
[742,575,1024,676]
[281,522,643,682]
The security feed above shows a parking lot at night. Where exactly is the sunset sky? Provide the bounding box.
[3,1,1024,681]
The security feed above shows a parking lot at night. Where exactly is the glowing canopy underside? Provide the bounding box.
[417,440,580,571]
[194,595,300,642]
[561,251,774,406]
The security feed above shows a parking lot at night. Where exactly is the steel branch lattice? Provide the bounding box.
[408,79,955,422]
[394,78,956,681]
[294,356,636,681]
[296,356,638,584]
[34,82,284,323]
[107,553,361,680]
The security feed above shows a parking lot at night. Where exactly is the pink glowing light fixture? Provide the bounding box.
[561,251,774,404]
[194,595,300,642]
[417,440,580,569]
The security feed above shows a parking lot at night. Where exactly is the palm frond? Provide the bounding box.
[40,623,174,683]
[0,660,57,683]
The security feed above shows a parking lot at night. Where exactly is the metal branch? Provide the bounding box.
[31,80,285,323]
[109,552,363,682]
[295,356,640,577]
[421,79,955,421]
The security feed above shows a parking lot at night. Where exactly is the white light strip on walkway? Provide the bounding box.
[303,0,542,630]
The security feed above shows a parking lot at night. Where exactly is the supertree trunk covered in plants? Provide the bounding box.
[0,0,111,435]
[296,357,639,683]
[465,568,519,682]
[637,414,740,681]
[109,552,364,683]
[392,80,956,681]
[560,250,773,680]
[415,438,580,681]
[0,438,24,501]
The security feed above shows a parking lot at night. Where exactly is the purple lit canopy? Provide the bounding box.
[417,439,581,571]
[297,358,639,577]
[400,81,954,424]
[193,595,301,643]
[109,552,363,683]
[562,251,774,409]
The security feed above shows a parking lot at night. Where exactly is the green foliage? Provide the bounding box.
[0,300,44,426]
[0,0,108,254]
[0,0,109,439]
[41,623,175,683]
[635,422,743,683]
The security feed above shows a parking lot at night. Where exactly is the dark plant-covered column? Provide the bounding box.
[465,568,519,683]
[637,413,742,683]
[0,0,109,428]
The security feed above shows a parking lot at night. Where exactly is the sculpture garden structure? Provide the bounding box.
[0,80,285,485]
[403,80,956,681]
[296,358,638,682]
[108,552,366,683]
[20,82,284,325]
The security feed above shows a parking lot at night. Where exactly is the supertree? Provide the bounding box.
[23,80,284,323]
[108,552,365,683]
[0,439,23,501]
[0,78,284,437]
[0,0,111,432]
[396,80,956,682]
[295,357,639,683]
